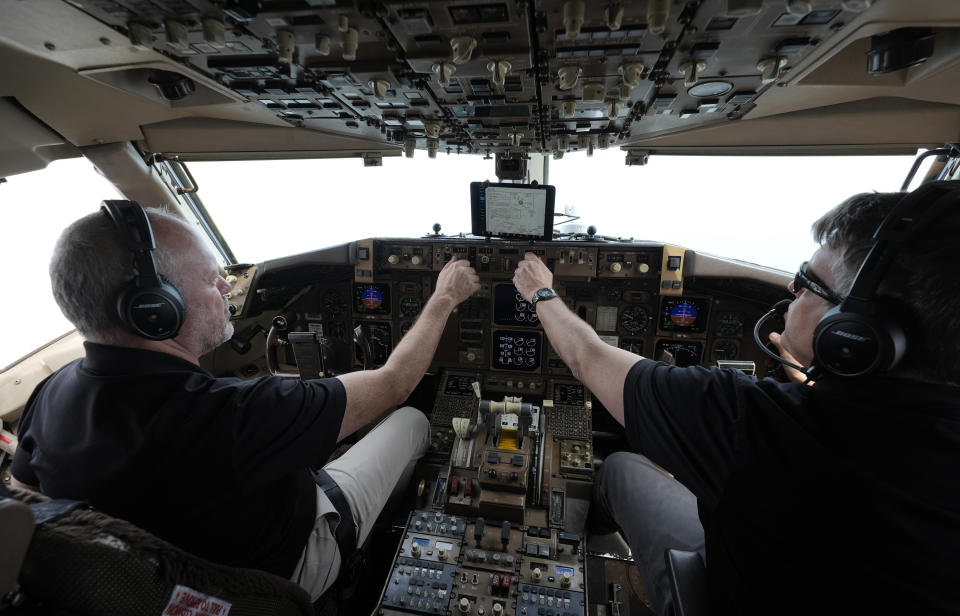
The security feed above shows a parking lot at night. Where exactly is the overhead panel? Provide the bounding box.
[62,0,899,157]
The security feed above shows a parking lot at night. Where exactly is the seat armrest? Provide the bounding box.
[0,497,36,596]
[664,548,710,616]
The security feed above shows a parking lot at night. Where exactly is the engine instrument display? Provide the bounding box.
[659,297,710,333]
[494,284,539,327]
[354,283,391,315]
[492,330,541,371]
[654,340,703,367]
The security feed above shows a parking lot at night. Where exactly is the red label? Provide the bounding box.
[162,585,231,616]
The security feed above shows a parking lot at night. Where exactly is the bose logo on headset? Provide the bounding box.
[100,200,187,340]
[808,180,960,378]
[829,330,872,343]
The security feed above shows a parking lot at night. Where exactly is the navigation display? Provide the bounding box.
[354,283,391,314]
[493,283,539,326]
[654,340,703,367]
[471,182,555,241]
[658,297,710,333]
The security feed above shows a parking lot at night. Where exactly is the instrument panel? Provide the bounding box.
[239,237,783,379]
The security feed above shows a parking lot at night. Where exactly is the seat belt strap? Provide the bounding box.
[312,469,358,564]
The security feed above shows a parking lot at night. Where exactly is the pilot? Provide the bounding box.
[513,188,960,614]
[9,203,480,601]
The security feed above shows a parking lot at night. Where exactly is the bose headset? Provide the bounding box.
[756,180,960,379]
[100,200,186,340]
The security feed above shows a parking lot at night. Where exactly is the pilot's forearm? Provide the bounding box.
[535,298,640,426]
[382,291,457,402]
[535,298,607,382]
[336,292,455,440]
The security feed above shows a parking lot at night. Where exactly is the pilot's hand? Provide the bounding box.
[513,253,553,303]
[768,332,811,384]
[434,257,481,307]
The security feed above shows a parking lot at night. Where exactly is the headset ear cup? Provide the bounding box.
[812,306,905,377]
[117,276,186,340]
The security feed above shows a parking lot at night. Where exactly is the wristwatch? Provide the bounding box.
[531,287,559,310]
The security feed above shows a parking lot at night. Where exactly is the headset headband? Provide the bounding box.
[100,200,164,290]
[840,180,960,313]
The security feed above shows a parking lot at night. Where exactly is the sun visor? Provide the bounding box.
[0,98,80,179]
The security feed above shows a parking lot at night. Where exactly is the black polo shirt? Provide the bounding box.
[11,341,346,578]
[624,360,960,614]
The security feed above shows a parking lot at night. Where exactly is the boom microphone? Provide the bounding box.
[753,299,808,375]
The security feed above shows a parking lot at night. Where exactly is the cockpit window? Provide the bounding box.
[550,150,920,270]
[190,155,494,264]
[0,158,121,369]
[191,151,917,269]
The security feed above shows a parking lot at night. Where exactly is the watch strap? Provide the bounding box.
[531,287,558,309]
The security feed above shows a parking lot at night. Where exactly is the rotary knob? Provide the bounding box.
[466,352,477,362]
[388,254,400,265]
[561,572,572,587]
[438,548,447,561]
[411,255,423,265]
[532,567,542,582]
[493,604,503,616]
[638,262,651,273]
[225,274,238,284]
[480,254,490,264]
[609,262,623,273]
[411,543,421,558]
[459,598,471,614]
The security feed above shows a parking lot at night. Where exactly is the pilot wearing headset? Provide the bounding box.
[10,202,480,601]
[513,183,960,615]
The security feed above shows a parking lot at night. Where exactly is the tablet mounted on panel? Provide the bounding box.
[470,181,556,242]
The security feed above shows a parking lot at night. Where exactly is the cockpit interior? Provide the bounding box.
[2,0,960,614]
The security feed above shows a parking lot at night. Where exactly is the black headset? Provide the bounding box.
[809,180,960,378]
[100,200,186,340]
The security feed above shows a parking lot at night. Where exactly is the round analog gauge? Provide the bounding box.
[323,291,347,317]
[399,296,422,318]
[716,311,745,337]
[619,305,651,334]
[712,339,739,361]
[400,321,413,338]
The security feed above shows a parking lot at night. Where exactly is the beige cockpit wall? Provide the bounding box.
[1,0,960,170]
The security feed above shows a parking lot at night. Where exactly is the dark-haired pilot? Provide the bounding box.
[513,190,960,614]
[10,206,480,600]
